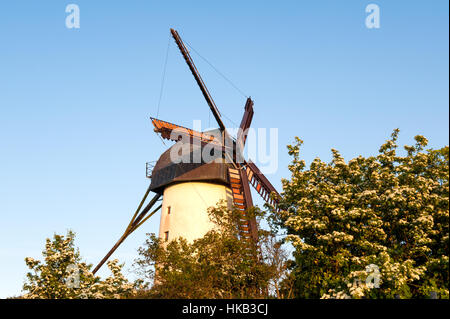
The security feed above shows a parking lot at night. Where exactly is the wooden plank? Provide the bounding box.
[230,178,241,184]
[233,194,244,200]
[229,173,241,180]
[240,169,258,242]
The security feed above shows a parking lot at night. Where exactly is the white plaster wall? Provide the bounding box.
[158,182,232,243]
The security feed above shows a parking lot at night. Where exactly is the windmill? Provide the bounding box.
[92,28,279,275]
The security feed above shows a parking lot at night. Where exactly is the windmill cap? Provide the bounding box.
[149,143,233,194]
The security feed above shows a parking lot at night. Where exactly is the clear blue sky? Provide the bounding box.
[0,0,448,298]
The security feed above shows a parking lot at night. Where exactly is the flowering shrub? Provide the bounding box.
[272,130,449,298]
[133,205,291,298]
[23,231,135,299]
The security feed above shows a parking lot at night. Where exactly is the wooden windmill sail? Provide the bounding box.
[92,28,279,275]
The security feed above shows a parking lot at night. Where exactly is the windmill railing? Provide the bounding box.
[146,161,156,179]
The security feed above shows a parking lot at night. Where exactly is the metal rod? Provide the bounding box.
[132,204,162,232]
[92,233,128,275]
[132,193,162,226]
[92,193,162,274]
[125,184,152,232]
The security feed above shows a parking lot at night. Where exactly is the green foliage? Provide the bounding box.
[272,130,449,299]
[133,203,291,298]
[23,231,135,299]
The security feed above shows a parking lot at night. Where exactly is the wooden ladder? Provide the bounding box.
[228,167,257,241]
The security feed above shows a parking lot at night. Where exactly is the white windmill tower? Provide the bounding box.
[92,28,279,274]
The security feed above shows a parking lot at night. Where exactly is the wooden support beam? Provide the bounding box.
[239,168,258,242]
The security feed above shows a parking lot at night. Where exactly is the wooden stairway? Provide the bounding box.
[228,167,258,241]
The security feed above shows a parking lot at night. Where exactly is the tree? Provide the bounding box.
[23,231,135,299]
[133,203,291,299]
[271,130,449,299]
